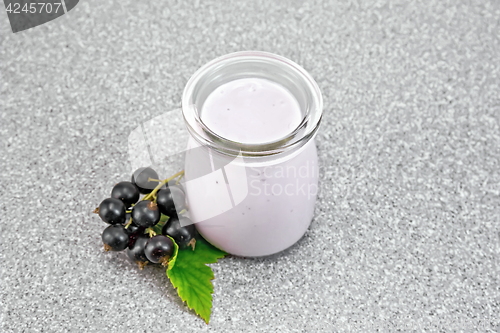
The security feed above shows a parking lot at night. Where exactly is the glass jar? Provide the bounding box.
[181,51,323,257]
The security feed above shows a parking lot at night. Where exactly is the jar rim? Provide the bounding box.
[181,51,323,158]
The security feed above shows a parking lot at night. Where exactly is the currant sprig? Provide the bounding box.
[94,168,189,269]
[94,167,224,324]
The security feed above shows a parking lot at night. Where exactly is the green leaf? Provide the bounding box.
[167,237,227,324]
[151,223,163,236]
[150,214,169,235]
[166,235,179,270]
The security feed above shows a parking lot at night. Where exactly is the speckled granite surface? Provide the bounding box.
[1,0,499,332]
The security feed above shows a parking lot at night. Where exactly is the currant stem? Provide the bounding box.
[146,227,156,237]
[175,173,184,184]
[124,217,133,229]
[147,178,162,182]
[142,170,185,202]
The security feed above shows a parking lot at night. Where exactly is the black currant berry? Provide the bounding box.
[162,217,197,250]
[127,233,151,269]
[111,181,140,207]
[102,224,129,252]
[131,200,160,227]
[131,167,160,194]
[124,222,145,248]
[98,198,127,224]
[156,187,186,217]
[144,235,174,266]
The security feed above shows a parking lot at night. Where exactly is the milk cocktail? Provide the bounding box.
[181,51,323,256]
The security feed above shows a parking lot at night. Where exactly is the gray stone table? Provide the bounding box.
[1,0,499,332]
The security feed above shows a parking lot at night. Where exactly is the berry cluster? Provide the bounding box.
[95,167,197,269]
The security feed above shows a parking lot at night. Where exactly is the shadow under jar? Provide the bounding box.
[181,51,323,257]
